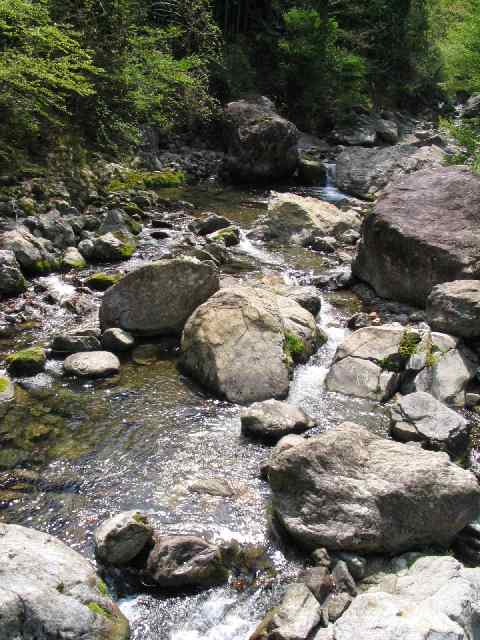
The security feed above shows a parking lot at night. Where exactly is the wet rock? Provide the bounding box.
[101,328,135,352]
[333,552,366,582]
[266,192,361,245]
[332,561,357,597]
[241,399,315,442]
[190,214,232,236]
[268,284,322,316]
[390,391,470,455]
[325,592,352,623]
[319,554,480,640]
[426,280,480,337]
[63,351,120,378]
[100,258,219,337]
[353,167,480,306]
[62,246,87,270]
[207,225,240,247]
[251,583,322,640]
[0,250,27,296]
[91,232,136,263]
[300,566,334,603]
[0,227,58,274]
[6,346,46,376]
[0,523,129,640]
[307,235,338,253]
[336,143,444,200]
[145,535,229,588]
[51,333,101,354]
[99,209,142,237]
[298,159,327,186]
[269,421,480,553]
[180,286,320,404]
[95,511,153,566]
[223,96,299,183]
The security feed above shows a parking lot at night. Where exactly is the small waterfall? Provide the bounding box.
[237,230,282,266]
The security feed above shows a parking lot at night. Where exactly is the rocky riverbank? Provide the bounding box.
[1,97,480,640]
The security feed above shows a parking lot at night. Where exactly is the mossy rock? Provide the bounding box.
[30,258,60,275]
[6,347,47,376]
[284,332,306,367]
[86,272,123,292]
[0,375,15,402]
[108,169,185,193]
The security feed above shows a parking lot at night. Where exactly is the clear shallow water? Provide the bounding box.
[0,171,386,639]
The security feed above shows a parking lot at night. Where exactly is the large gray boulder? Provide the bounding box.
[0,249,27,295]
[100,258,219,336]
[389,391,470,455]
[180,286,320,404]
[223,96,299,183]
[352,167,480,306]
[314,554,480,640]
[463,94,480,118]
[426,280,480,337]
[265,192,361,245]
[336,144,444,200]
[268,422,480,553]
[0,523,129,640]
[241,399,315,442]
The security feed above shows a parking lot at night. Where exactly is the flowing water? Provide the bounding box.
[0,167,387,638]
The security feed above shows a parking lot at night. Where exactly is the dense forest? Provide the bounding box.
[0,0,479,171]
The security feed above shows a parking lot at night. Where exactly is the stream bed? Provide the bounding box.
[0,176,389,639]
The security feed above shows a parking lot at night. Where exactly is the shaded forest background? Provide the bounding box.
[1,0,479,171]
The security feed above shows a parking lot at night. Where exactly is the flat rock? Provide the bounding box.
[265,192,361,244]
[390,391,470,454]
[269,422,480,553]
[63,351,120,378]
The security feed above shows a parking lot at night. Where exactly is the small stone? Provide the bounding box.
[63,351,120,378]
[62,247,87,270]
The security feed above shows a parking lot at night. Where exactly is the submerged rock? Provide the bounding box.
[352,166,480,306]
[241,399,315,442]
[95,511,153,566]
[223,96,299,183]
[180,286,320,404]
[269,422,480,553]
[390,391,470,455]
[100,258,219,336]
[0,523,129,640]
[63,351,120,378]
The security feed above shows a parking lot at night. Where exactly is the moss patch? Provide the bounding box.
[88,602,113,619]
[108,169,185,192]
[85,272,122,291]
[97,578,109,596]
[6,346,46,376]
[284,332,306,367]
[398,329,421,359]
[0,376,11,393]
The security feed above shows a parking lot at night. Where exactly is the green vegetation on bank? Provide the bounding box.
[1,0,480,172]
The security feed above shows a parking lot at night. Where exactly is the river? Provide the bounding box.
[0,169,387,638]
